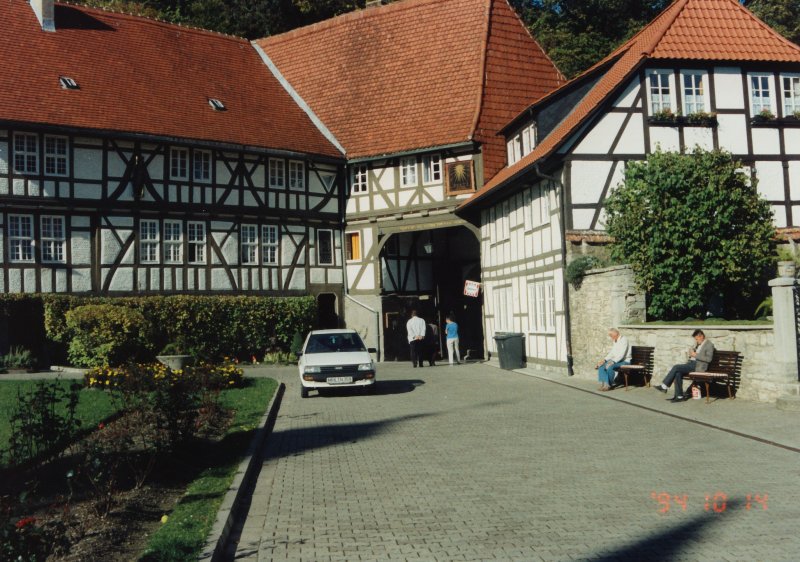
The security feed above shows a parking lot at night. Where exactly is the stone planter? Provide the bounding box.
[777,260,796,279]
[156,355,195,371]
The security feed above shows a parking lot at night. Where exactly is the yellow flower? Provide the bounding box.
[160,515,169,524]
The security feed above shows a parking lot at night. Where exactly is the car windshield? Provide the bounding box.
[305,333,367,354]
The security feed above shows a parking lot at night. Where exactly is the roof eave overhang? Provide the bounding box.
[347,140,478,164]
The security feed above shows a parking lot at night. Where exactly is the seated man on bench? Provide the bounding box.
[654,329,715,402]
[595,328,631,391]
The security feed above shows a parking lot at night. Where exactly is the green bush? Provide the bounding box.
[65,304,154,368]
[565,256,601,288]
[46,295,317,364]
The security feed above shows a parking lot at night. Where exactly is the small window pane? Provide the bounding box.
[318,230,334,265]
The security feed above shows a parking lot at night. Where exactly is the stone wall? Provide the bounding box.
[343,294,383,361]
[568,265,798,404]
[568,265,645,378]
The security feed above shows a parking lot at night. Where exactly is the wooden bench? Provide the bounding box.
[684,350,742,403]
[617,346,655,390]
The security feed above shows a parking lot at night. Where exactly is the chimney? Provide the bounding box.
[30,0,56,32]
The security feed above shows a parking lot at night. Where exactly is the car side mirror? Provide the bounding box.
[295,351,303,358]
[367,348,377,354]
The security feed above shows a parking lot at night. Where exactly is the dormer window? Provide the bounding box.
[208,98,226,111]
[59,76,79,90]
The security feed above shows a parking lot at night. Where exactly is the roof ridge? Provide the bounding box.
[57,0,248,43]
[258,0,450,45]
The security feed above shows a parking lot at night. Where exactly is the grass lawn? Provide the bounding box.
[0,379,118,464]
[139,377,278,562]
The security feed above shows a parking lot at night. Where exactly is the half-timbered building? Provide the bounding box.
[257,0,563,359]
[2,1,346,317]
[458,0,800,372]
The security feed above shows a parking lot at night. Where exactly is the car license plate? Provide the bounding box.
[326,376,353,384]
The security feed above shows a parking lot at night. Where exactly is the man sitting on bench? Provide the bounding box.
[654,329,715,402]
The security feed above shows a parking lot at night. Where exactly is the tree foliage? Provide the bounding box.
[605,149,775,320]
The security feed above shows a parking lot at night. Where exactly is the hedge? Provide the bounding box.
[0,294,317,366]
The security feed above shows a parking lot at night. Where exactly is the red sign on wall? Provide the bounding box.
[464,280,481,298]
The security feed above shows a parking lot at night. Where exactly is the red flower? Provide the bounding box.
[98,422,105,430]
[15,517,36,529]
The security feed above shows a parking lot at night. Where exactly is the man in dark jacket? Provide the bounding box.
[654,329,715,402]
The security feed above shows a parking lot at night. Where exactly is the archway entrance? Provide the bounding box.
[317,293,339,329]
[379,226,483,362]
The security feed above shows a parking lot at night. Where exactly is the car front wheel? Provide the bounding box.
[300,385,309,398]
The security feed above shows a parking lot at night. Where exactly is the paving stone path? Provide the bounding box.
[228,363,800,561]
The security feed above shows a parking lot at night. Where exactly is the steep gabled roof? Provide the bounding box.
[257,0,563,160]
[2,1,341,158]
[460,0,800,211]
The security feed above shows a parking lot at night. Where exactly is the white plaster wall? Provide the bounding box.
[683,127,714,151]
[649,127,680,152]
[573,113,626,155]
[570,160,613,204]
[713,67,745,109]
[755,161,785,201]
[614,114,646,154]
[751,128,782,155]
[613,78,640,108]
[74,148,102,180]
[716,114,749,154]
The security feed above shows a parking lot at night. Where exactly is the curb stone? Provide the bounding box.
[198,381,286,561]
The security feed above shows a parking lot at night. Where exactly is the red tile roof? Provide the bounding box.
[2,1,341,158]
[257,0,563,165]
[460,0,800,211]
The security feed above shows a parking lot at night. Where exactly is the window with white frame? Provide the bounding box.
[140,219,159,264]
[40,216,65,263]
[422,154,442,184]
[351,165,368,193]
[782,75,800,116]
[317,229,334,265]
[241,224,258,265]
[527,279,556,333]
[288,160,305,190]
[170,148,188,179]
[522,127,532,156]
[681,72,706,114]
[493,286,514,333]
[262,225,279,265]
[44,136,68,176]
[531,185,544,227]
[749,74,773,114]
[187,222,206,264]
[507,134,522,165]
[163,221,182,264]
[647,70,672,113]
[269,158,285,188]
[400,157,417,187]
[9,215,34,262]
[193,150,211,182]
[13,133,38,174]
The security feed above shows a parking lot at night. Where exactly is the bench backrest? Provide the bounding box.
[707,350,743,388]
[630,346,655,374]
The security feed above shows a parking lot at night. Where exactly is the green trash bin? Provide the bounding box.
[493,332,525,370]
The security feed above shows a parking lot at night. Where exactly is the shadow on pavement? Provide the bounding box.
[593,498,742,561]
[314,379,425,397]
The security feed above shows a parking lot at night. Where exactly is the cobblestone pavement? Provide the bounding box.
[229,362,800,561]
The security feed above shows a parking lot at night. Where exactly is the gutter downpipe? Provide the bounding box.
[341,163,382,362]
[534,163,574,376]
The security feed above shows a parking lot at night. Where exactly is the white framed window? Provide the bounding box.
[422,154,442,184]
[499,200,510,240]
[163,220,183,264]
[317,229,334,265]
[527,283,537,332]
[269,158,284,188]
[782,74,800,116]
[493,286,514,333]
[351,165,368,193]
[681,71,707,114]
[13,133,38,174]
[241,224,258,265]
[531,185,544,228]
[170,147,188,180]
[527,279,556,333]
[749,73,774,114]
[345,231,362,262]
[647,70,673,113]
[262,225,279,265]
[507,134,522,165]
[140,219,159,264]
[44,135,68,176]
[187,222,206,264]
[546,280,556,332]
[522,127,532,156]
[40,216,66,263]
[400,157,417,187]
[193,149,211,182]
[288,160,305,190]
[9,214,34,262]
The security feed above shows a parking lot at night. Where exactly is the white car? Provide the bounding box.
[297,329,377,398]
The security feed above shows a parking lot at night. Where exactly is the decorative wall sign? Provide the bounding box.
[464,280,481,298]
[446,160,475,195]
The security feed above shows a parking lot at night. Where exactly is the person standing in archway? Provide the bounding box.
[445,314,461,365]
[406,309,426,368]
